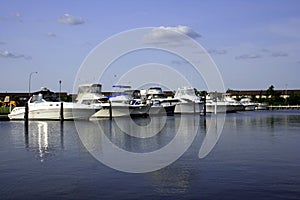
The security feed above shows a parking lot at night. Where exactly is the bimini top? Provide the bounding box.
[30,87,59,102]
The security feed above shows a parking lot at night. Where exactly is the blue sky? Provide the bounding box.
[1,0,300,93]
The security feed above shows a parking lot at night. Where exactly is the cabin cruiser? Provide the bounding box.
[240,98,256,111]
[255,102,268,110]
[223,95,244,112]
[174,87,205,114]
[75,84,109,108]
[206,92,244,113]
[90,86,150,118]
[145,87,179,115]
[8,87,97,120]
[205,93,227,113]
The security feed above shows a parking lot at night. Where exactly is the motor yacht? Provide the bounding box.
[75,83,109,108]
[174,87,205,114]
[90,86,150,118]
[8,87,97,120]
[255,102,269,110]
[240,98,256,111]
[223,95,244,112]
[145,87,179,116]
[205,92,244,113]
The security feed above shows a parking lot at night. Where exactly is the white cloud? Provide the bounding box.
[171,60,190,65]
[261,49,289,57]
[208,49,227,55]
[57,14,85,25]
[235,54,261,60]
[270,51,288,57]
[143,25,201,45]
[47,32,56,37]
[14,12,22,22]
[0,50,31,60]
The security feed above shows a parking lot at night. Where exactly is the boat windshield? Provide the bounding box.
[30,94,44,103]
[82,98,109,105]
[147,93,165,99]
[175,88,196,97]
[78,84,102,94]
[123,90,141,99]
[43,93,60,102]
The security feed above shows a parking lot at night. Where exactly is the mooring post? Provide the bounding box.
[109,100,112,120]
[214,101,217,114]
[24,102,29,131]
[203,95,206,116]
[60,102,64,122]
[193,101,196,113]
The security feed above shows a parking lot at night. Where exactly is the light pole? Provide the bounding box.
[28,71,38,96]
[285,84,288,103]
[59,80,62,101]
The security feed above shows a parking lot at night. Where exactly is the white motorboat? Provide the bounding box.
[8,88,97,120]
[205,93,244,113]
[255,102,268,110]
[91,86,150,118]
[174,87,205,114]
[223,95,244,112]
[145,87,179,116]
[75,83,109,108]
[240,98,256,111]
[205,93,227,113]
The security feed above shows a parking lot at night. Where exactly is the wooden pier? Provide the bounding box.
[269,105,300,110]
[0,114,9,121]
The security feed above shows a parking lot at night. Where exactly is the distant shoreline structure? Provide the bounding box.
[1,89,300,100]
[228,89,300,100]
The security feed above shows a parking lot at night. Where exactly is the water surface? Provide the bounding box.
[0,111,299,199]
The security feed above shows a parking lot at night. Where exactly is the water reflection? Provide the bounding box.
[37,122,48,161]
[224,111,300,132]
[77,114,207,173]
[2,111,300,199]
[149,165,191,195]
[24,121,64,162]
[199,114,225,159]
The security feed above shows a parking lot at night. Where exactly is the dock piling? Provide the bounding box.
[203,95,206,116]
[109,100,112,120]
[60,102,64,122]
[24,102,29,132]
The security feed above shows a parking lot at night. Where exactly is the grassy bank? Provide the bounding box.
[0,107,12,114]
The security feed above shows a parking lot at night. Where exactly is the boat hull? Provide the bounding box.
[174,102,204,114]
[256,103,268,110]
[206,103,244,113]
[90,104,150,118]
[149,105,176,116]
[8,104,97,120]
[244,105,256,111]
[206,104,227,113]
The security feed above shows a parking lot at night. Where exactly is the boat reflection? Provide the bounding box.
[76,114,211,173]
[24,121,64,162]
[148,165,192,195]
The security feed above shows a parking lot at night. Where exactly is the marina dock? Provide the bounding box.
[269,105,300,110]
[0,114,9,121]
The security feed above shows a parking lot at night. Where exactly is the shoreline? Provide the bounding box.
[0,114,9,121]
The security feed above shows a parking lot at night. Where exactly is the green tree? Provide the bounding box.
[266,85,275,98]
[265,85,286,105]
[287,93,300,105]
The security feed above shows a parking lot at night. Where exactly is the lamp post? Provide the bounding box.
[59,80,62,101]
[285,84,288,103]
[28,72,38,96]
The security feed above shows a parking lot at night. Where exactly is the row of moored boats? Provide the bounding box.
[8,84,268,120]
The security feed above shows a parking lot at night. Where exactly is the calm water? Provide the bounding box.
[0,111,300,199]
